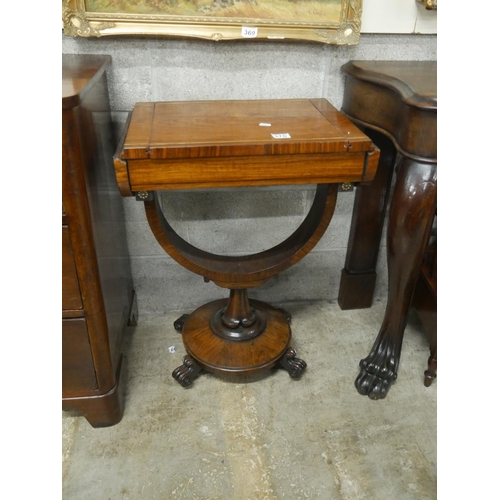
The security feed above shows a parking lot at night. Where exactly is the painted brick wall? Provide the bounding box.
[62,33,437,313]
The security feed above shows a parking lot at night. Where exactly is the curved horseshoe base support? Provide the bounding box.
[144,184,338,387]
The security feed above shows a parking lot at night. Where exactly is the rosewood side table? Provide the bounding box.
[114,99,379,387]
[337,61,437,399]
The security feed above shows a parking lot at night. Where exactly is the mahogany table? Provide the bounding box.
[337,61,437,399]
[114,98,379,387]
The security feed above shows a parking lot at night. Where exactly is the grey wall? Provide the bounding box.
[62,33,437,314]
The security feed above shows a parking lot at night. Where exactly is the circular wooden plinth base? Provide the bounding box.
[182,299,291,377]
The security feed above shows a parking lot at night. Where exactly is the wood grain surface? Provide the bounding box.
[117,98,378,192]
[183,299,291,376]
[121,99,374,160]
[341,61,436,161]
[62,54,135,426]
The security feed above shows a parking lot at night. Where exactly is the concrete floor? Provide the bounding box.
[62,300,436,500]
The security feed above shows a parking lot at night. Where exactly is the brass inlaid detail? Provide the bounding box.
[136,191,150,200]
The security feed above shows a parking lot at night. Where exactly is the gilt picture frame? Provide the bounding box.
[63,0,362,44]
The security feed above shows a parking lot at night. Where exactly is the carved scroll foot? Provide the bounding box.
[424,353,437,387]
[172,355,202,387]
[279,347,307,379]
[355,337,398,400]
[173,314,190,333]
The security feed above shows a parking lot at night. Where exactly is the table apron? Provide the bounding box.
[127,152,370,191]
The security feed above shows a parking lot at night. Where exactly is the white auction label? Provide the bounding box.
[242,26,258,38]
[271,133,291,139]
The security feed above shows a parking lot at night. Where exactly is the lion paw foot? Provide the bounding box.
[355,343,398,400]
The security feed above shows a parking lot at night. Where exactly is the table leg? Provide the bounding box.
[338,130,397,309]
[355,157,437,399]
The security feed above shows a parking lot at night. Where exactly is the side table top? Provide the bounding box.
[342,61,437,110]
[114,98,380,194]
[119,98,375,160]
[341,61,436,161]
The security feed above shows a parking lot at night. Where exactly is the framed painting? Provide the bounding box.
[62,0,362,44]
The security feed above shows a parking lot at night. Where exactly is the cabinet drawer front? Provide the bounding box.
[62,226,83,311]
[62,318,97,392]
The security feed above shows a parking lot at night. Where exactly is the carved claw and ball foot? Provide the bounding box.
[279,347,307,379]
[355,336,399,400]
[172,355,202,387]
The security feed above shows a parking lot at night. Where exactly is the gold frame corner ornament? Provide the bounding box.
[63,1,115,37]
[416,0,437,10]
[62,0,363,44]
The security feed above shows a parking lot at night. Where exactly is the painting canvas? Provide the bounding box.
[63,0,362,44]
[86,0,341,24]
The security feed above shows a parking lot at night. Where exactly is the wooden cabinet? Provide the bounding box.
[62,54,136,427]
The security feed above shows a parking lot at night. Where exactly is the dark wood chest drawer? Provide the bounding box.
[62,226,83,311]
[62,54,136,427]
[62,318,97,393]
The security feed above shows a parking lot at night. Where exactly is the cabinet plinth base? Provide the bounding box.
[62,356,124,427]
[172,299,307,385]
